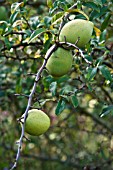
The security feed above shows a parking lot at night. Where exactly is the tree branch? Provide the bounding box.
[10,44,58,170]
[1,41,43,52]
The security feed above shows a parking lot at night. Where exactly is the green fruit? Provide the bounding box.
[25,109,50,136]
[46,47,73,77]
[59,19,94,48]
[0,6,8,21]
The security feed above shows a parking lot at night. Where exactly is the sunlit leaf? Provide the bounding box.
[51,12,64,25]
[100,105,113,117]
[11,2,24,14]
[94,0,103,6]
[12,20,22,27]
[28,28,46,44]
[49,82,57,96]
[47,0,53,8]
[10,11,19,23]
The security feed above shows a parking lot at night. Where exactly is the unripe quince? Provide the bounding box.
[25,109,50,136]
[46,47,73,77]
[59,19,94,48]
[0,6,8,21]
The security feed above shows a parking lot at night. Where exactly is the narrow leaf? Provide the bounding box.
[99,65,112,81]
[101,13,111,31]
[100,105,113,117]
[47,0,53,8]
[10,11,20,23]
[49,82,57,96]
[71,95,79,108]
[11,2,24,14]
[55,99,66,115]
[83,2,99,11]
[51,12,64,25]
[87,67,97,81]
[28,28,46,44]
[87,84,93,92]
[94,0,103,6]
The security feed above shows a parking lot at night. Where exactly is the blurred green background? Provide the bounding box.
[0,0,113,170]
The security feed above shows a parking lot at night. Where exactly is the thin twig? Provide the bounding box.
[10,44,58,170]
[1,41,43,52]
[59,3,78,33]
[59,41,92,64]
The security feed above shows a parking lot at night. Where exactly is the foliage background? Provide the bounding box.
[0,0,113,170]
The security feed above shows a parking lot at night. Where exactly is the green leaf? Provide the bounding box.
[60,95,69,102]
[99,6,108,16]
[83,2,99,11]
[94,0,103,6]
[90,10,100,20]
[77,1,82,9]
[95,56,104,66]
[101,13,111,31]
[43,37,52,54]
[66,0,74,4]
[100,105,113,117]
[51,12,64,25]
[11,2,24,14]
[10,11,19,23]
[87,84,93,92]
[28,28,46,44]
[47,0,53,8]
[33,99,52,108]
[101,0,107,4]
[55,99,66,115]
[90,6,108,20]
[83,2,97,10]
[4,37,12,50]
[60,85,73,95]
[71,95,79,108]
[15,79,22,93]
[99,65,112,81]
[49,82,57,96]
[86,67,97,81]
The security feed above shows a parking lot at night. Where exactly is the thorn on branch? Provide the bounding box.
[14,94,29,98]
[23,135,31,142]
[15,141,20,145]
[26,73,37,76]
[75,37,80,46]
[64,36,67,44]
[17,117,24,124]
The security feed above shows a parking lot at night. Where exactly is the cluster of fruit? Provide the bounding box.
[25,19,94,136]
[46,19,94,77]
